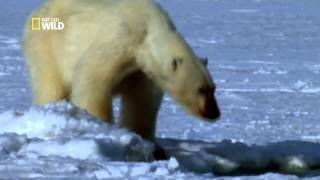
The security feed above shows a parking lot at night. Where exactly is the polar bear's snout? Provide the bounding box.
[201,95,221,121]
[196,86,221,121]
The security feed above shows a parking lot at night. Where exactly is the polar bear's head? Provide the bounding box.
[139,29,220,121]
[165,55,221,121]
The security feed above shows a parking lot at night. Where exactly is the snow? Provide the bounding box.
[0,0,320,179]
[0,102,319,179]
[168,157,179,171]
[154,167,170,176]
[0,102,154,162]
[0,102,195,179]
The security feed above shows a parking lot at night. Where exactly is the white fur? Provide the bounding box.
[23,0,215,140]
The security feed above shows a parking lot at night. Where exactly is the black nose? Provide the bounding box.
[214,109,221,119]
[203,97,221,121]
[204,106,220,120]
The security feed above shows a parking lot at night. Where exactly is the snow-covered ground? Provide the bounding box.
[0,0,319,179]
[1,102,320,179]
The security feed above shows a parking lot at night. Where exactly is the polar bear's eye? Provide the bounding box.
[172,58,183,72]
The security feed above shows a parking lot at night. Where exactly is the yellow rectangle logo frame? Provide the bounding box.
[32,18,41,30]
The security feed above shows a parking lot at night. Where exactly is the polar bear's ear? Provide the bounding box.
[199,57,208,67]
[172,57,183,72]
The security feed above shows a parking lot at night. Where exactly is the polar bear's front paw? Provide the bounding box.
[153,142,169,160]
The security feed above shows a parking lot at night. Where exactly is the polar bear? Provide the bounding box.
[23,0,220,149]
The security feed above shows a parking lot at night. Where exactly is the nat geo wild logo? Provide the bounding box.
[32,17,64,30]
